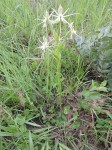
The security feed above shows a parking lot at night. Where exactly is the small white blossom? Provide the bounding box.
[38,36,50,51]
[41,11,53,28]
[52,5,79,24]
[38,36,53,58]
[52,5,68,24]
[68,22,77,39]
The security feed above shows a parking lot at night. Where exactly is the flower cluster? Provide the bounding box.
[38,5,79,57]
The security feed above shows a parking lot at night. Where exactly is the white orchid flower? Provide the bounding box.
[38,36,53,58]
[52,5,79,24]
[38,36,50,51]
[68,22,78,39]
[39,11,54,28]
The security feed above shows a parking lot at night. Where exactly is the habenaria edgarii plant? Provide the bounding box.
[38,5,79,56]
[52,5,79,25]
[41,5,79,36]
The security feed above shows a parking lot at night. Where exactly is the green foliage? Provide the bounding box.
[77,25,112,90]
[0,0,112,149]
[78,80,108,110]
[93,28,112,89]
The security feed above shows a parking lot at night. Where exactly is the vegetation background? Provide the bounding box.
[0,0,112,149]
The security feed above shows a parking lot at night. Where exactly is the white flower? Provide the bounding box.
[38,36,50,51]
[68,22,77,39]
[52,5,79,24]
[52,5,68,24]
[41,11,53,28]
[38,36,53,58]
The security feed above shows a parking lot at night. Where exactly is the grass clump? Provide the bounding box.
[0,0,112,149]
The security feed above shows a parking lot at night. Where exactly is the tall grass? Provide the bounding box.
[0,0,112,149]
[0,0,111,103]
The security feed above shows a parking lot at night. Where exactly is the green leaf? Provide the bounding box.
[98,87,107,92]
[15,115,25,125]
[71,122,81,129]
[46,141,51,150]
[49,106,55,113]
[100,80,107,87]
[41,143,46,150]
[53,32,59,43]
[0,132,20,137]
[82,90,101,99]
[1,125,18,133]
[73,111,78,120]
[0,132,14,136]
[78,99,90,110]
[59,143,71,150]
[64,105,70,115]
[54,140,59,150]
[29,131,34,150]
[59,147,63,150]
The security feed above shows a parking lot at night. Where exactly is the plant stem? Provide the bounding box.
[57,56,62,112]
